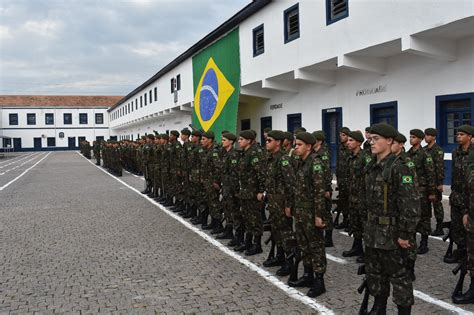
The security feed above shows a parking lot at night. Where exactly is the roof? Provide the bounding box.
[0,95,123,108]
[108,0,272,112]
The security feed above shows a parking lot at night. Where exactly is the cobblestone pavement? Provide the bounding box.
[0,151,473,314]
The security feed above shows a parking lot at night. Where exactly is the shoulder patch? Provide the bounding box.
[321,155,328,160]
[313,164,322,172]
[251,157,259,165]
[282,160,289,166]
[231,159,237,164]
[212,152,218,157]
[198,148,203,153]
[365,156,372,164]
[438,150,444,155]
[426,156,433,163]
[407,161,415,168]
[402,175,413,184]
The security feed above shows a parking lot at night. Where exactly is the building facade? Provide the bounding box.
[0,95,121,151]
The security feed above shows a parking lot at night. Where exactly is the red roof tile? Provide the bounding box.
[0,95,123,108]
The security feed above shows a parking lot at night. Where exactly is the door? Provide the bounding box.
[13,138,22,151]
[322,107,342,171]
[287,113,302,133]
[68,137,76,149]
[260,116,272,145]
[34,138,42,150]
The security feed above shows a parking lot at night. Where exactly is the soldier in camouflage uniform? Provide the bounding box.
[423,128,446,236]
[292,132,328,298]
[364,123,420,314]
[261,130,296,276]
[160,134,172,205]
[141,135,154,194]
[167,130,183,208]
[453,136,474,304]
[408,129,436,255]
[150,135,161,199]
[178,128,192,214]
[335,127,351,229]
[93,140,101,165]
[217,132,241,242]
[342,131,371,263]
[235,130,265,256]
[83,141,92,159]
[446,125,474,264]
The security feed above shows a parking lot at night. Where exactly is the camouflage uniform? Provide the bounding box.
[407,146,436,237]
[161,142,171,199]
[265,149,295,253]
[450,143,474,248]
[336,143,351,224]
[315,144,333,230]
[424,143,445,226]
[221,147,241,228]
[168,140,182,201]
[142,142,153,192]
[239,143,265,238]
[201,143,222,221]
[364,154,420,307]
[293,152,328,274]
[181,140,193,206]
[190,144,204,209]
[93,141,101,165]
[466,149,474,274]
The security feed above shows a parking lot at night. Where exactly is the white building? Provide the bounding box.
[107,0,474,183]
[0,95,121,151]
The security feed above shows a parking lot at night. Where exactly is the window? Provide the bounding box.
[284,3,300,43]
[149,90,152,103]
[327,0,349,25]
[253,24,265,56]
[144,93,147,106]
[9,113,18,125]
[95,113,104,124]
[176,75,181,91]
[79,113,88,124]
[287,113,302,132]
[154,87,158,102]
[64,113,72,125]
[140,96,143,108]
[171,78,175,93]
[136,99,138,110]
[96,136,104,141]
[45,113,54,125]
[47,137,56,147]
[370,101,398,128]
[128,103,131,113]
[26,113,36,125]
[241,119,251,131]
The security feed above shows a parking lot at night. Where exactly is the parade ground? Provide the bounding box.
[1,151,473,314]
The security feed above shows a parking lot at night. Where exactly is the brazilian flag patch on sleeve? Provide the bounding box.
[322,155,328,160]
[251,157,259,165]
[282,160,289,166]
[402,175,413,184]
[231,159,237,164]
[313,164,322,172]
[407,161,415,168]
[426,156,433,163]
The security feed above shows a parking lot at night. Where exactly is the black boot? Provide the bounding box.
[431,221,444,236]
[229,227,244,247]
[356,253,365,264]
[235,233,252,252]
[307,273,326,298]
[263,246,285,267]
[288,264,314,287]
[368,296,388,315]
[182,205,195,218]
[444,246,467,264]
[211,220,224,235]
[396,305,411,315]
[216,224,234,240]
[417,235,429,255]
[453,277,474,304]
[276,254,294,276]
[343,238,363,257]
[171,201,182,212]
[324,229,334,248]
[162,197,174,207]
[245,235,263,256]
[202,216,215,230]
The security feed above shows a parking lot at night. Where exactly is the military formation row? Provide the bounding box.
[79,123,474,314]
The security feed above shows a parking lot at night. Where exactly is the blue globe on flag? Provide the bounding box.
[199,69,218,122]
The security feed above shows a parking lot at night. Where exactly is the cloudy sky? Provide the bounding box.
[0,0,249,96]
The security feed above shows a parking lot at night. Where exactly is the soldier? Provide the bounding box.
[93,140,101,165]
[217,132,241,241]
[446,125,474,263]
[423,128,445,236]
[282,132,295,156]
[188,130,205,224]
[364,123,420,314]
[141,134,154,195]
[363,127,372,153]
[235,130,265,256]
[342,130,370,263]
[452,138,474,304]
[408,129,436,255]
[168,130,183,208]
[335,127,351,229]
[160,134,172,205]
[292,132,328,298]
[261,130,296,276]
[83,141,92,159]
[178,128,192,215]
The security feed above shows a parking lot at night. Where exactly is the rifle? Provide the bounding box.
[442,221,453,259]
[452,254,468,298]
[357,264,370,315]
[332,198,341,226]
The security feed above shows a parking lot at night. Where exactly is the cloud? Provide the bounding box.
[128,41,187,57]
[0,25,11,40]
[23,19,62,38]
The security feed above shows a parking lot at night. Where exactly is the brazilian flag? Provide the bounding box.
[192,28,240,139]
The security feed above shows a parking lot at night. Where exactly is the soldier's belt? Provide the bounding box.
[368,214,397,225]
[295,201,314,209]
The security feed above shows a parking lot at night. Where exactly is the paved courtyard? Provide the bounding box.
[0,151,473,314]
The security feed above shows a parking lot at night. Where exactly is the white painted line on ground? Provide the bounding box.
[0,153,44,175]
[337,232,472,314]
[78,152,334,315]
[124,169,144,179]
[0,152,38,169]
[0,152,51,191]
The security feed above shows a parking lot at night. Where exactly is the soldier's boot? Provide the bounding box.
[245,235,263,256]
[190,207,202,224]
[324,229,334,248]
[356,252,365,264]
[342,238,363,257]
[235,233,252,252]
[288,264,314,287]
[335,216,349,230]
[183,205,196,219]
[202,216,215,230]
[211,220,224,235]
[276,254,293,276]
[228,227,244,247]
[444,247,466,264]
[368,296,388,315]
[216,224,234,240]
[263,246,285,267]
[307,273,326,298]
[162,196,174,207]
[431,221,444,236]
[417,235,429,255]
[178,203,188,216]
[396,305,411,315]
[171,201,182,212]
[452,277,474,304]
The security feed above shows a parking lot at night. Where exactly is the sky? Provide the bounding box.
[0,0,250,96]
